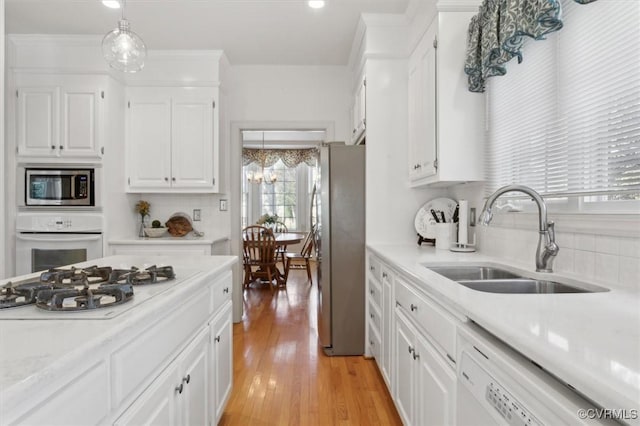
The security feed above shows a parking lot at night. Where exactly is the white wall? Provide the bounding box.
[225,64,351,320]
[0,0,5,278]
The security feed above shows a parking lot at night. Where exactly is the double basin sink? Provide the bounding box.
[425,265,609,294]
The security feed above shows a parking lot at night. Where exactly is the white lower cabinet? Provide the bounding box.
[115,327,209,426]
[367,251,460,426]
[394,307,456,426]
[210,301,233,424]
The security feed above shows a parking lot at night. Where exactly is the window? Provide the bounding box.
[260,160,298,229]
[485,0,640,211]
[242,160,315,231]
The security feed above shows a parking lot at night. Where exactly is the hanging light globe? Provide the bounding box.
[102,1,146,73]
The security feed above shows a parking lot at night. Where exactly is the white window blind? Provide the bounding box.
[486,0,640,200]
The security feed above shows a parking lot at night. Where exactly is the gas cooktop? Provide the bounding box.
[0,264,199,320]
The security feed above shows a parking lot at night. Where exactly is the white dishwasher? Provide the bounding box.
[456,323,613,426]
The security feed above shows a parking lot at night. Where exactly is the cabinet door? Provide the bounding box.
[179,328,209,426]
[414,333,456,426]
[408,24,438,182]
[394,311,415,426]
[381,270,393,387]
[210,301,233,424]
[419,29,438,178]
[16,87,59,157]
[61,86,102,157]
[171,97,214,189]
[114,362,179,426]
[127,96,172,189]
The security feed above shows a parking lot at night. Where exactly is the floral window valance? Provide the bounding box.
[465,0,599,92]
[242,148,318,168]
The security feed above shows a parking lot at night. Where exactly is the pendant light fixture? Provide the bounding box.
[102,0,147,73]
[247,132,277,185]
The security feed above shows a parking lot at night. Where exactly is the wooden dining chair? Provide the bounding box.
[242,225,281,291]
[283,227,316,285]
[273,221,289,266]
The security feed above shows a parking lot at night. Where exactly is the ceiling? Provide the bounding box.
[5,0,411,65]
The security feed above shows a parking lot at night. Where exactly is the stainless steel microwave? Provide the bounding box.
[25,168,95,206]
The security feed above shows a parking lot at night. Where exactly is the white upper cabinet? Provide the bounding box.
[126,87,219,193]
[408,11,485,187]
[351,75,366,144]
[16,75,104,161]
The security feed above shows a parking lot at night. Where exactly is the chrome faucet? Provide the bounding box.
[479,185,559,272]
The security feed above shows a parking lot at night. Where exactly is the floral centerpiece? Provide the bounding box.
[257,213,278,226]
[135,200,150,237]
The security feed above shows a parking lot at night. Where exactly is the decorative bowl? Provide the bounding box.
[144,227,167,238]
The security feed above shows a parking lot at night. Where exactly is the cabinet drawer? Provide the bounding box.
[210,271,232,315]
[111,292,210,408]
[368,277,382,308]
[395,277,457,361]
[368,255,381,281]
[368,300,382,335]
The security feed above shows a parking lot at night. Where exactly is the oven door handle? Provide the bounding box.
[16,234,102,243]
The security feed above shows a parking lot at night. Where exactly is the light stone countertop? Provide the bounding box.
[0,254,237,419]
[109,236,230,245]
[368,243,640,416]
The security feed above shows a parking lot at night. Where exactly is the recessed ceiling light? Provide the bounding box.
[308,1,325,9]
[102,0,121,9]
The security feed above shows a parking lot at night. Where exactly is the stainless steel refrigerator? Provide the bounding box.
[314,143,365,356]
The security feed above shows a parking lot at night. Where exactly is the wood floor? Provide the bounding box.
[219,263,402,425]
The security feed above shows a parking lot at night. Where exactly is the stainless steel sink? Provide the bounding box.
[457,279,591,294]
[425,264,608,294]
[427,266,522,281]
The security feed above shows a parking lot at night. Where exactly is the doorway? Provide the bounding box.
[229,122,333,322]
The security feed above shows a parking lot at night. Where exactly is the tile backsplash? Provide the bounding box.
[477,226,640,291]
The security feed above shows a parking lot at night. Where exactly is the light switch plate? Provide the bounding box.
[193,209,201,221]
[219,199,228,211]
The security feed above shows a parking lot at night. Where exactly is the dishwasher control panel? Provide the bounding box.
[485,382,541,426]
[459,351,542,426]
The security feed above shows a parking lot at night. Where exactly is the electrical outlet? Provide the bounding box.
[219,199,228,211]
[469,208,476,227]
[193,209,201,221]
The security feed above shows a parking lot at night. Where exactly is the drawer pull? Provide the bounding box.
[410,304,418,312]
[413,351,420,361]
[370,313,374,319]
[370,289,374,295]
[446,353,456,364]
[382,272,388,279]
[408,345,414,354]
[215,335,221,343]
[175,383,184,394]
[183,374,191,384]
[223,287,229,294]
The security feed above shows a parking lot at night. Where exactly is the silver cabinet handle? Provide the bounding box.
[51,145,55,150]
[413,351,420,361]
[408,345,414,354]
[175,383,184,394]
[382,272,388,279]
[183,374,191,384]
[223,287,229,294]
[410,304,418,312]
[172,177,176,181]
[164,177,169,182]
[59,145,63,150]
[215,335,221,343]
[370,313,374,319]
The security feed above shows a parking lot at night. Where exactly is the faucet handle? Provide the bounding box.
[547,221,556,242]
